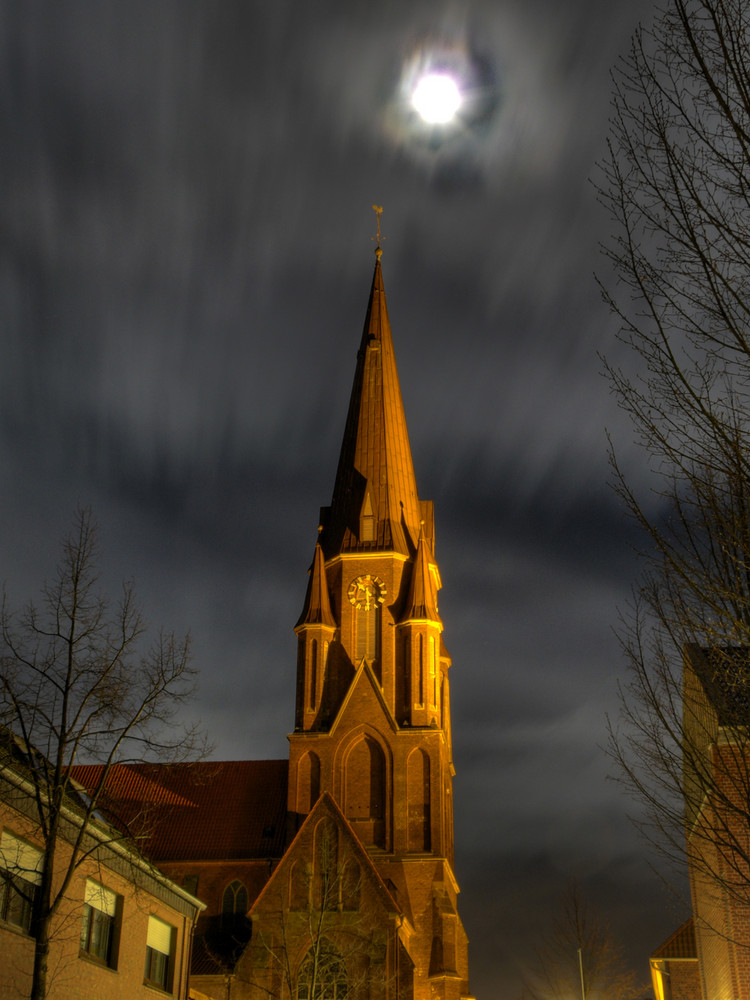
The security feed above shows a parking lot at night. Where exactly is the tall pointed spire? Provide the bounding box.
[296,542,336,628]
[401,525,442,624]
[320,252,422,558]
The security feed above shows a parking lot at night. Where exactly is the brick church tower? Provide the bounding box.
[285,246,468,1000]
[70,243,473,1000]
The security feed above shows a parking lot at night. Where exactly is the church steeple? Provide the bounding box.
[320,255,423,559]
[286,240,470,1000]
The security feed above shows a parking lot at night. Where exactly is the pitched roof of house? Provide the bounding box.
[651,918,697,960]
[320,255,423,559]
[70,760,288,862]
[687,644,750,725]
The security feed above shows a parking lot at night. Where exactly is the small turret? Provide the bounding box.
[294,542,337,730]
[398,526,444,728]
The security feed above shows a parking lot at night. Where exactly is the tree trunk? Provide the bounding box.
[30,921,50,1000]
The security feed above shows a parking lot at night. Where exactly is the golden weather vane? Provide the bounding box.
[372,205,384,256]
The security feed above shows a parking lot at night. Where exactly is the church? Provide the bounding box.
[74,243,474,1000]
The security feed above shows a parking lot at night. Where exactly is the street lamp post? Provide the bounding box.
[577,947,586,1000]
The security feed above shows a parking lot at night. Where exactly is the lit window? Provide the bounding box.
[80,879,118,966]
[0,830,42,933]
[144,915,174,991]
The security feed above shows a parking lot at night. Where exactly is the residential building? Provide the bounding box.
[650,645,750,1000]
[0,732,203,999]
[650,919,700,1000]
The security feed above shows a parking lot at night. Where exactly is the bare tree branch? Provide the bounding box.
[598,0,750,929]
[0,507,209,999]
[522,884,644,1000]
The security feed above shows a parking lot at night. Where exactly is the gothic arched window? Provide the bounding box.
[314,819,339,911]
[297,751,321,815]
[430,635,437,707]
[221,880,248,927]
[355,605,380,663]
[289,860,309,911]
[309,640,318,710]
[359,490,375,542]
[297,941,348,1000]
[417,635,424,706]
[345,736,386,848]
[406,747,431,852]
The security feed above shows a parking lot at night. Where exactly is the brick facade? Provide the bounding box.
[653,647,750,1000]
[0,756,202,1000]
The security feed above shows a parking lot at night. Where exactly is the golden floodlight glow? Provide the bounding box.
[411,73,462,124]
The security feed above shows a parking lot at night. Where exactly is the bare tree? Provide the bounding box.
[598,0,750,904]
[0,507,206,1000]
[522,884,642,1000]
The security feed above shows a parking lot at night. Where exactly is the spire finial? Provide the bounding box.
[372,205,384,259]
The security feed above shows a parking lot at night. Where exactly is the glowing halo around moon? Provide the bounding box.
[411,72,462,124]
[384,39,498,177]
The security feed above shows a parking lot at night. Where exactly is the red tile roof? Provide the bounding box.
[70,760,288,862]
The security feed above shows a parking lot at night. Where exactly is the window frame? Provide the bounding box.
[0,830,42,934]
[144,914,175,993]
[0,871,38,932]
[221,879,249,929]
[79,879,119,968]
[296,941,348,1000]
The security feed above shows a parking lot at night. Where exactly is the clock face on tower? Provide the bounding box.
[347,574,386,611]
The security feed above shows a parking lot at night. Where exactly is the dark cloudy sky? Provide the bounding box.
[0,1,685,996]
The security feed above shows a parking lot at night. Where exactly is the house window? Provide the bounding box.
[144,915,174,992]
[80,879,118,966]
[0,830,42,933]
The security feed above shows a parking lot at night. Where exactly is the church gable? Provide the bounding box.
[329,659,398,739]
[240,794,406,1000]
[252,793,399,918]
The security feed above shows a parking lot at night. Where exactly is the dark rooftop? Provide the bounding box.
[70,760,288,862]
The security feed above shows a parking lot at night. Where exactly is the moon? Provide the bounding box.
[411,73,462,124]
